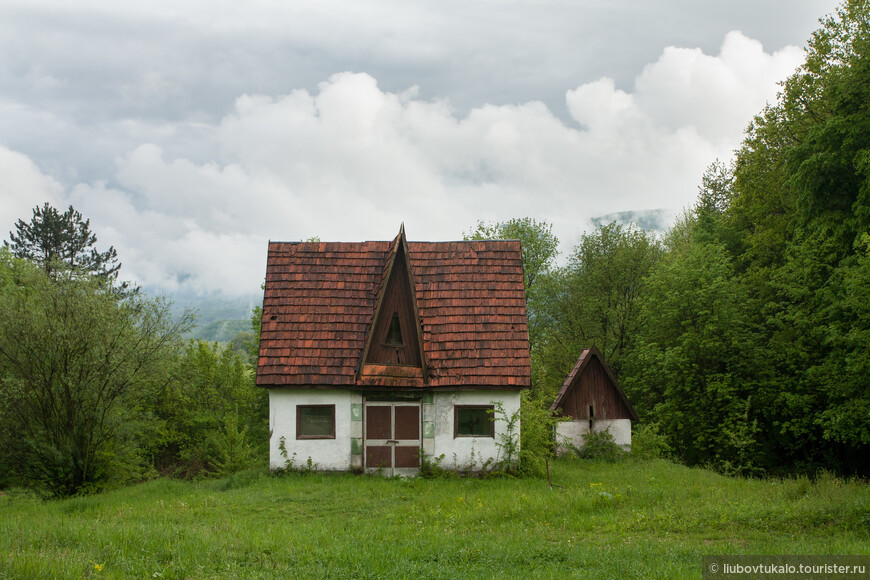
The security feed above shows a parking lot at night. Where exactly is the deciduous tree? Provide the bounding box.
[0,249,187,496]
[534,223,662,396]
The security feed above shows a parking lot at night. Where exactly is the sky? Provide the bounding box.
[0,0,842,298]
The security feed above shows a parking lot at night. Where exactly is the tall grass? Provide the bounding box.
[1,459,867,578]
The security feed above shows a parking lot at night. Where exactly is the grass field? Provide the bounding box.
[1,458,867,579]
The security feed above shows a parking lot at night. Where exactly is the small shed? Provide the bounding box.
[550,347,638,453]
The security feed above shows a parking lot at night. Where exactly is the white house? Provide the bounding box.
[256,226,531,475]
[550,347,638,453]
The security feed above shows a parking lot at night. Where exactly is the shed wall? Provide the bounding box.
[555,419,632,454]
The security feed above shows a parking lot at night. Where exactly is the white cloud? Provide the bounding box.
[2,30,806,297]
[0,145,64,237]
[633,31,803,142]
[69,178,268,295]
[567,78,641,132]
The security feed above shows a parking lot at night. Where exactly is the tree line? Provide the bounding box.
[1,1,866,496]
[472,1,870,477]
[0,204,266,496]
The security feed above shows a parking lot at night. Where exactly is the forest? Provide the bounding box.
[0,1,868,497]
[509,0,870,477]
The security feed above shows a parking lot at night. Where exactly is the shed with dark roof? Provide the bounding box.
[257,226,531,474]
[550,347,637,453]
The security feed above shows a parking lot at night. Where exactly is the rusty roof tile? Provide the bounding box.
[256,235,530,389]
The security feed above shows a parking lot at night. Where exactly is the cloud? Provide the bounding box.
[2,31,805,297]
[69,152,271,295]
[633,31,802,142]
[0,145,64,237]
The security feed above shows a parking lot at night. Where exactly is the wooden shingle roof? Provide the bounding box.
[256,230,531,389]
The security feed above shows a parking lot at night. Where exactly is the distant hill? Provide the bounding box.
[142,287,262,341]
[192,319,250,343]
[590,208,673,232]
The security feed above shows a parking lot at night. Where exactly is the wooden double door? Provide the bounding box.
[364,402,421,475]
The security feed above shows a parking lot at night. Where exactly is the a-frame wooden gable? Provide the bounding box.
[550,347,638,421]
[358,225,427,381]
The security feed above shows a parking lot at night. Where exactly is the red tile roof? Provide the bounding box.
[256,235,531,389]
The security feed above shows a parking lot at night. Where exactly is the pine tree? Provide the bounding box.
[6,202,124,285]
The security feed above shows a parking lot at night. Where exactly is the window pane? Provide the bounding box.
[298,405,334,438]
[385,312,404,346]
[456,406,493,437]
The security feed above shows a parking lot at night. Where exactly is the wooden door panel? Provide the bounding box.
[364,402,421,472]
[365,406,391,440]
[394,446,420,468]
[394,405,420,440]
[366,446,391,468]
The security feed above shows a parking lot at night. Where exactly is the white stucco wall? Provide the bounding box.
[555,419,632,455]
[431,390,522,470]
[269,388,524,472]
[269,390,353,471]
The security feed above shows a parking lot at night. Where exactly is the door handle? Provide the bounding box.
[386,440,399,445]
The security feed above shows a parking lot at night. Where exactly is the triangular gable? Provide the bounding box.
[550,347,638,421]
[358,225,427,380]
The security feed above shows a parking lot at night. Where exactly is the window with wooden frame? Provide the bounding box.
[454,405,495,438]
[296,405,336,439]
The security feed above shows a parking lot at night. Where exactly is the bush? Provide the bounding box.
[518,391,559,477]
[576,429,625,462]
[208,411,256,477]
[0,251,187,496]
[136,339,266,478]
[630,422,672,460]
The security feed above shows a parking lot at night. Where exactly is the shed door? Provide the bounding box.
[364,402,420,475]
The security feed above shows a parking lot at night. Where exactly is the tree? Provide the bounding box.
[5,203,127,289]
[136,339,265,477]
[464,218,559,292]
[757,31,870,473]
[534,223,662,396]
[0,249,188,496]
[615,0,870,476]
[623,239,759,473]
[695,160,734,217]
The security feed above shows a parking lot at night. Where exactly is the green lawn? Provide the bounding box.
[1,459,867,579]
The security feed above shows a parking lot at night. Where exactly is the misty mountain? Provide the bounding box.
[143,286,262,340]
[590,208,673,232]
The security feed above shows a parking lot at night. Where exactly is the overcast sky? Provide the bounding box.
[0,0,841,297]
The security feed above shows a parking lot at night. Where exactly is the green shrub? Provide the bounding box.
[576,429,625,462]
[630,422,672,460]
[419,453,454,479]
[519,391,559,476]
[208,411,255,477]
